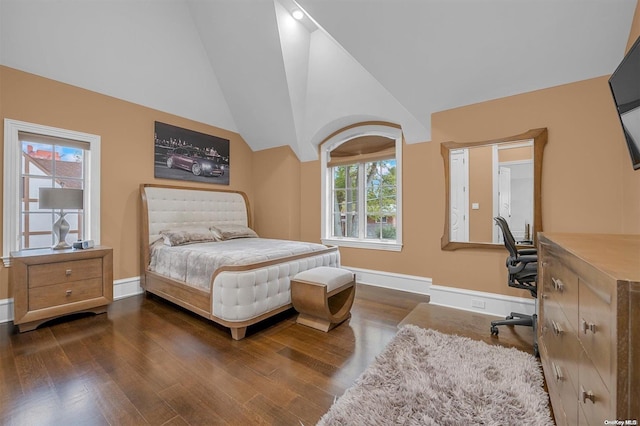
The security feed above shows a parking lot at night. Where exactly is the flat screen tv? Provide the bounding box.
[609,35,640,170]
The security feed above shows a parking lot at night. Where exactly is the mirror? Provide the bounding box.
[441,128,547,250]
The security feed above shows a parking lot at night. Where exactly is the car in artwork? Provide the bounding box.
[166,147,225,177]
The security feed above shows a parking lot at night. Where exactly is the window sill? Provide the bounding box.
[321,238,402,252]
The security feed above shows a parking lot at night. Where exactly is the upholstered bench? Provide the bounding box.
[291,266,356,332]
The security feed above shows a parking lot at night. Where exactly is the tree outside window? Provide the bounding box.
[331,159,397,241]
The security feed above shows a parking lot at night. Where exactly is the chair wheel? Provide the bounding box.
[490,326,499,336]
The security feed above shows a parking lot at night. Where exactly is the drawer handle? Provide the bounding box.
[551,320,563,336]
[581,319,597,334]
[551,277,564,292]
[65,269,72,276]
[552,362,564,382]
[580,386,596,404]
[65,289,72,296]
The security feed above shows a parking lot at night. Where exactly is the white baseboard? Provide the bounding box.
[343,266,534,318]
[428,284,535,317]
[1,271,534,323]
[346,266,431,295]
[0,298,13,324]
[113,276,144,300]
[0,277,145,324]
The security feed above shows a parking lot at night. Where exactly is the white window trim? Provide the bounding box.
[3,119,101,266]
[320,124,403,252]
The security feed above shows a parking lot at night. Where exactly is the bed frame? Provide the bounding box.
[140,183,340,339]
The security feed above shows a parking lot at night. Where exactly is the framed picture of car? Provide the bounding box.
[154,121,230,185]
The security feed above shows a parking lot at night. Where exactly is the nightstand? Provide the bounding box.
[10,246,113,332]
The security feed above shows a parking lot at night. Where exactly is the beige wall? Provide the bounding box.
[252,145,301,240]
[278,5,640,300]
[1,3,639,304]
[0,66,255,300]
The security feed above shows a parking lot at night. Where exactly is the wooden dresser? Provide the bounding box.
[537,233,639,425]
[10,246,113,332]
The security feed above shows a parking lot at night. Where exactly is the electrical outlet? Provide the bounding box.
[471,299,485,309]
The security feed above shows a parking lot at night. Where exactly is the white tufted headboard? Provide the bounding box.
[141,184,251,245]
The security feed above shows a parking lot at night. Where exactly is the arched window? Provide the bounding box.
[320,124,402,251]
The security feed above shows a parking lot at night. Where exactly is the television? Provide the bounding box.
[609,35,640,170]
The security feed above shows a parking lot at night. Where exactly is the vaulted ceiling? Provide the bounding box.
[0,0,636,161]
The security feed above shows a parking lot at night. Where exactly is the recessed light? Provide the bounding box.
[292,9,304,20]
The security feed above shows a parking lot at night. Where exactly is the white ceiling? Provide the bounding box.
[0,0,636,161]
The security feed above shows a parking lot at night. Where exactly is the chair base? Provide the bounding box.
[491,312,533,329]
[490,312,539,357]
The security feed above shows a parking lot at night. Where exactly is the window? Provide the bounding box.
[3,119,101,264]
[321,124,402,251]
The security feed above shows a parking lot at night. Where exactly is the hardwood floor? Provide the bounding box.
[0,284,535,425]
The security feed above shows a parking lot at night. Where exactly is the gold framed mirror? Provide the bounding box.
[441,128,547,250]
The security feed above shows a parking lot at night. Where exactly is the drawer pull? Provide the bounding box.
[581,319,597,334]
[552,362,564,382]
[65,269,72,276]
[65,289,72,296]
[580,386,596,404]
[551,277,564,292]
[551,320,564,336]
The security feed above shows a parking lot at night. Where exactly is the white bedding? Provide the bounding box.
[149,238,330,291]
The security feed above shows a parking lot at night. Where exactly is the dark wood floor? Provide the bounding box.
[0,284,535,425]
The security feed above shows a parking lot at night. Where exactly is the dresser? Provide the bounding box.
[10,246,113,332]
[538,233,640,425]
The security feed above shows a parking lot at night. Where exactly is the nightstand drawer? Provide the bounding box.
[29,278,103,311]
[28,258,103,288]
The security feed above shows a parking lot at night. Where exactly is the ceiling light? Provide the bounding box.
[292,9,304,20]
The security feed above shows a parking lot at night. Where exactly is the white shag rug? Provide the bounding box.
[318,325,553,425]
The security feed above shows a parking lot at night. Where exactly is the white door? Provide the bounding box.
[450,149,469,242]
[496,166,511,243]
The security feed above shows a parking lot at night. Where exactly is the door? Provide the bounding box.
[496,166,511,243]
[450,149,469,242]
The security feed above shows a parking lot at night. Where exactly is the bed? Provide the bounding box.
[140,184,340,339]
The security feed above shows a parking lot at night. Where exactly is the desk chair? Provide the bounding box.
[491,216,538,355]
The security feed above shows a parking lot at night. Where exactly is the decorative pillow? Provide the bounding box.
[160,227,218,246]
[210,224,258,240]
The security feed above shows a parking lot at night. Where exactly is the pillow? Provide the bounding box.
[160,227,218,246]
[210,224,258,240]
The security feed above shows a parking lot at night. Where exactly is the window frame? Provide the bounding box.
[320,124,403,251]
[3,119,101,265]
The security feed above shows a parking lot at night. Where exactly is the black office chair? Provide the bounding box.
[490,216,538,355]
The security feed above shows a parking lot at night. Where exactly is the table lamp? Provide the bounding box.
[39,187,84,250]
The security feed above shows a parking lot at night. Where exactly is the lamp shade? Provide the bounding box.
[39,188,84,210]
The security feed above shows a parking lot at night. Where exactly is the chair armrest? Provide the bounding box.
[517,248,537,256]
[518,255,538,264]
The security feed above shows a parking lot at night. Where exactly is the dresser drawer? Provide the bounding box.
[578,277,613,393]
[541,301,581,391]
[543,257,579,333]
[579,351,612,425]
[28,258,103,288]
[28,278,103,311]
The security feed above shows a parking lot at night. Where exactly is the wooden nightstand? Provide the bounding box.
[10,246,113,332]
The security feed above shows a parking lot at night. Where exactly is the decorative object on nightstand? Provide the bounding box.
[39,187,84,250]
[10,246,113,332]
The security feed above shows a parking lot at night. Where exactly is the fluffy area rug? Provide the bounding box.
[318,325,553,425]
